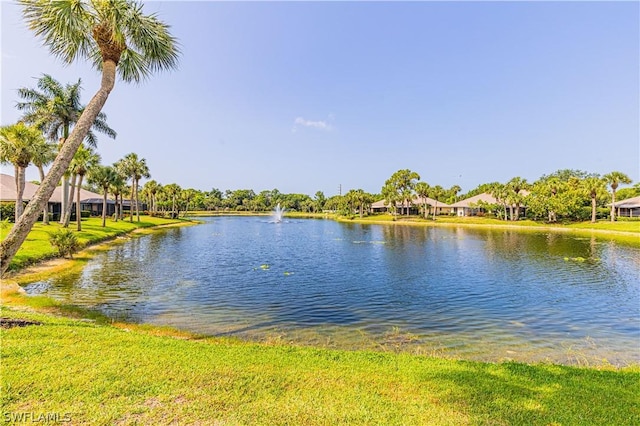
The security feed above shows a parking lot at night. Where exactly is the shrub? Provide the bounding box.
[0,203,16,222]
[81,210,91,218]
[49,229,80,259]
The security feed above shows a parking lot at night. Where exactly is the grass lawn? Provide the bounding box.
[0,215,190,272]
[1,303,638,426]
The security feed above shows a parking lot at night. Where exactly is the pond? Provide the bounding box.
[25,217,640,366]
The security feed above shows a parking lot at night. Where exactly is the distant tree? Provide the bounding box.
[109,172,127,222]
[506,177,529,221]
[384,169,420,217]
[0,122,44,221]
[488,182,509,220]
[69,145,100,230]
[116,153,150,222]
[604,171,632,222]
[415,182,431,219]
[581,176,607,223]
[429,185,446,220]
[314,191,326,213]
[87,165,119,227]
[164,183,182,218]
[447,184,462,204]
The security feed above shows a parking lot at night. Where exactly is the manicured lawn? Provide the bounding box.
[0,216,189,272]
[0,305,638,425]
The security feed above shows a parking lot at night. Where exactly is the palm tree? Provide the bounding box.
[29,138,57,224]
[507,177,529,221]
[448,184,462,204]
[109,173,127,222]
[116,153,150,222]
[384,169,420,217]
[1,0,179,274]
[582,176,607,223]
[69,146,100,230]
[164,183,182,218]
[489,182,509,221]
[0,122,44,222]
[141,180,161,214]
[87,165,118,227]
[415,181,431,219]
[17,74,116,220]
[429,185,445,221]
[604,171,632,222]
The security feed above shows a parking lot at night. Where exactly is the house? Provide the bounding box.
[1,173,117,219]
[449,192,529,217]
[371,197,452,216]
[610,196,640,218]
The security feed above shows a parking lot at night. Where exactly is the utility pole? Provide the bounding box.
[338,184,342,196]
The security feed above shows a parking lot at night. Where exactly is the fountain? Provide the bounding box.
[272,203,285,223]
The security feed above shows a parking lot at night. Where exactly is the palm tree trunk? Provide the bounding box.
[101,187,107,227]
[114,194,119,222]
[63,174,77,227]
[591,196,597,223]
[1,61,117,275]
[76,174,84,231]
[433,201,438,221]
[37,165,49,225]
[135,178,140,222]
[60,175,69,224]
[129,182,134,222]
[14,165,26,222]
[610,190,616,222]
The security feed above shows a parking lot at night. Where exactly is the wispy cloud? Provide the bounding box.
[292,116,334,133]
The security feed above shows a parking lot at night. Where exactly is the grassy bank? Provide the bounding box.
[1,303,638,425]
[0,215,192,272]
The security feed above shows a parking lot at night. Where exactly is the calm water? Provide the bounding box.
[26,217,640,366]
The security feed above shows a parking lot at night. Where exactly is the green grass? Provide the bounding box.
[0,216,191,272]
[0,306,638,425]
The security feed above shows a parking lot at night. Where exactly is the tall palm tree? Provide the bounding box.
[604,171,632,222]
[582,176,607,223]
[87,165,118,227]
[1,0,180,274]
[69,146,100,230]
[141,180,161,214]
[109,173,127,222]
[17,74,116,220]
[507,177,529,221]
[415,181,431,219]
[429,185,445,221]
[164,183,182,218]
[0,122,44,222]
[116,153,150,222]
[29,138,57,224]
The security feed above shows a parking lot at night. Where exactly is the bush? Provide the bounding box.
[49,229,80,259]
[81,210,91,218]
[0,203,16,222]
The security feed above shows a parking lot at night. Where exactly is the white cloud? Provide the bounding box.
[292,116,333,133]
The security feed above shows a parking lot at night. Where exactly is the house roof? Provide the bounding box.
[449,191,530,208]
[611,195,640,209]
[1,173,107,203]
[371,197,451,209]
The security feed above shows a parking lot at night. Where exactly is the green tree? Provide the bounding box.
[68,145,100,230]
[415,181,431,219]
[603,171,632,222]
[506,177,529,221]
[164,183,182,218]
[384,169,420,217]
[142,180,161,214]
[116,153,150,222]
[1,0,179,275]
[314,191,326,213]
[87,165,118,227]
[581,176,607,223]
[429,185,445,221]
[0,122,44,222]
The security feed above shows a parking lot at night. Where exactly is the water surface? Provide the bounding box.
[26,217,640,366]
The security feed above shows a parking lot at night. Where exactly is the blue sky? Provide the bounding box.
[1,1,638,196]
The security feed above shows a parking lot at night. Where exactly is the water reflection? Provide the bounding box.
[24,217,640,366]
